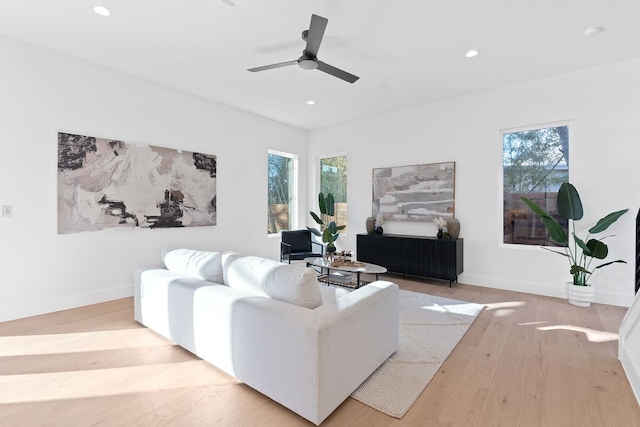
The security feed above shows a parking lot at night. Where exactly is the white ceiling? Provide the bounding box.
[1,1,640,130]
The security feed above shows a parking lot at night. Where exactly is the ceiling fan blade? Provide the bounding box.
[316,61,359,83]
[305,14,328,57]
[248,60,298,72]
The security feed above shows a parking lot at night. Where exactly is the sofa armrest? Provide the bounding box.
[214,280,398,425]
[133,264,165,323]
[313,281,399,420]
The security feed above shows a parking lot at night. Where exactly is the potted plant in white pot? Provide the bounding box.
[308,192,345,258]
[521,182,628,307]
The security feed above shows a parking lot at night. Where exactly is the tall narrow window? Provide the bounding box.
[268,150,297,234]
[502,124,569,246]
[320,155,347,233]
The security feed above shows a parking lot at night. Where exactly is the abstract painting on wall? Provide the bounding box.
[58,132,216,234]
[372,161,455,222]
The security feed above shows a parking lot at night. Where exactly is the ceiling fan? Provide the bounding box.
[248,14,359,84]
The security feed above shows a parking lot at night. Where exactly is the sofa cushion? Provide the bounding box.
[224,255,323,309]
[162,248,223,283]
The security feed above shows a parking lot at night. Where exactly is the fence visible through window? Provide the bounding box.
[502,124,569,246]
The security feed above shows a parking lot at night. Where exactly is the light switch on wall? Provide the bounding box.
[2,205,12,218]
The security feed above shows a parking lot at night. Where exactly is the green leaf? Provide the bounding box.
[322,228,332,243]
[309,211,323,225]
[335,225,346,231]
[541,216,568,245]
[541,247,569,257]
[594,259,627,269]
[574,234,590,255]
[326,193,335,216]
[588,209,629,234]
[327,221,338,234]
[557,182,583,220]
[318,192,327,215]
[521,197,568,244]
[585,239,608,259]
[570,265,591,275]
[307,226,322,237]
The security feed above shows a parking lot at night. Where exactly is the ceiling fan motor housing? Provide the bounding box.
[298,54,318,70]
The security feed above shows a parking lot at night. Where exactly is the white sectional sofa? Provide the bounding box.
[133,248,399,425]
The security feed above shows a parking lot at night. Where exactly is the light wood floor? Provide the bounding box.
[1,276,639,426]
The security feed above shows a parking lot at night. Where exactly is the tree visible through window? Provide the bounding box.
[268,151,296,234]
[503,125,569,245]
[320,155,347,233]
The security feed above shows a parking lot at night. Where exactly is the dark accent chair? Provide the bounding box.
[280,230,324,263]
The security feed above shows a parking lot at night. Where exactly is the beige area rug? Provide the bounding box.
[350,290,484,419]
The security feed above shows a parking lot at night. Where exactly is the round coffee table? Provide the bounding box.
[304,257,387,288]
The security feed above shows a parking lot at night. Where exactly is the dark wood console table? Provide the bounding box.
[356,234,463,286]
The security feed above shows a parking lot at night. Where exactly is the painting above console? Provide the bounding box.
[57,132,216,234]
[372,161,455,222]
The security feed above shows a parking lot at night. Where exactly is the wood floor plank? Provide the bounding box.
[1,276,639,426]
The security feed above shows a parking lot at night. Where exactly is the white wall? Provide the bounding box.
[0,36,307,321]
[308,59,640,307]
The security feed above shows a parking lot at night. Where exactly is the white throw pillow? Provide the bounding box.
[224,255,323,309]
[162,248,223,283]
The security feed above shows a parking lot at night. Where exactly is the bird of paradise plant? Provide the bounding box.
[521,182,628,286]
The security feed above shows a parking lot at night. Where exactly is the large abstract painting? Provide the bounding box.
[372,161,455,222]
[58,132,216,234]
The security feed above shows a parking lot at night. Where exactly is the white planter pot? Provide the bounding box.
[565,282,595,307]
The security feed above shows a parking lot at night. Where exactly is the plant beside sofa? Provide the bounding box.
[308,192,345,255]
[521,182,628,305]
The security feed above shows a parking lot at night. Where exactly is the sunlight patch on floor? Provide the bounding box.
[484,301,527,310]
[0,360,237,404]
[536,324,619,342]
[482,301,526,317]
[518,321,551,326]
[0,329,172,357]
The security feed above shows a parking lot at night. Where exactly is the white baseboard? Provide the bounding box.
[459,273,631,307]
[0,285,133,322]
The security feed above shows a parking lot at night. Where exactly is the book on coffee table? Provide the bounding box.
[327,272,356,284]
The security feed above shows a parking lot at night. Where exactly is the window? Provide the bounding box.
[320,155,347,232]
[268,150,297,234]
[502,124,569,245]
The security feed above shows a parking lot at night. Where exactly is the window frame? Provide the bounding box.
[499,120,572,249]
[267,149,298,235]
[318,152,348,235]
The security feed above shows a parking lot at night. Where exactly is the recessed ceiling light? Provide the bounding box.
[465,50,479,58]
[307,100,315,105]
[93,6,111,17]
[584,26,606,37]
